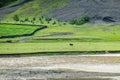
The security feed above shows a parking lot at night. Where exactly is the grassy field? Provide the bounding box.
[33,23,120,41]
[0,24,39,36]
[0,23,120,54]
[0,42,120,54]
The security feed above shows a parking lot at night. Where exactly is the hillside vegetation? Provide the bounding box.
[0,24,39,36]
[0,23,120,54]
[3,0,67,22]
[0,0,17,7]
[0,0,120,54]
[1,0,120,23]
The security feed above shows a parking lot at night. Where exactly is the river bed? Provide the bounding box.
[0,54,120,80]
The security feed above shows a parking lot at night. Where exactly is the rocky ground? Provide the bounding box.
[51,0,120,22]
[0,54,120,80]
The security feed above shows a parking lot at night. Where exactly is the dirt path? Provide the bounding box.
[0,54,120,79]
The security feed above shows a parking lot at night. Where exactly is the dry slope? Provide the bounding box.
[50,0,120,22]
[0,0,120,22]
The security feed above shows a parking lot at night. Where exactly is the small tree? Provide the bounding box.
[39,17,43,23]
[63,22,66,25]
[31,20,35,24]
[53,21,56,25]
[45,17,52,22]
[33,17,36,21]
[13,15,19,21]
[40,21,43,24]
[39,17,42,21]
[70,15,90,25]
[70,19,76,24]
[78,15,90,24]
[24,18,29,22]
[20,20,24,23]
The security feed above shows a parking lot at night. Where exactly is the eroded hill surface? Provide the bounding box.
[0,0,30,20]
[0,0,120,22]
[50,0,120,22]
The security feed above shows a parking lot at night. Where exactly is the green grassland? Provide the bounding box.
[0,42,120,54]
[33,23,120,41]
[0,24,39,36]
[0,23,120,54]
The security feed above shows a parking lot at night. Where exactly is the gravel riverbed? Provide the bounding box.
[0,54,120,80]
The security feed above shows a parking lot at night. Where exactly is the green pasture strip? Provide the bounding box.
[0,23,119,44]
[34,24,120,41]
[27,37,120,43]
[0,37,119,44]
[27,39,102,43]
[0,42,120,54]
[0,24,39,36]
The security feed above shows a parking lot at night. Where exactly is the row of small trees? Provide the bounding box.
[13,15,57,25]
[13,15,90,25]
[70,16,90,25]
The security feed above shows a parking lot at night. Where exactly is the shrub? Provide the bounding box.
[45,17,52,22]
[63,23,66,25]
[53,21,56,25]
[24,18,29,22]
[6,40,12,43]
[33,17,36,21]
[39,17,42,21]
[13,15,19,21]
[70,15,90,25]
[20,20,24,23]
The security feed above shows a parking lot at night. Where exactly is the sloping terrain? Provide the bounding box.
[0,0,30,20]
[0,0,67,21]
[0,0,120,22]
[50,0,120,22]
[0,0,17,7]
